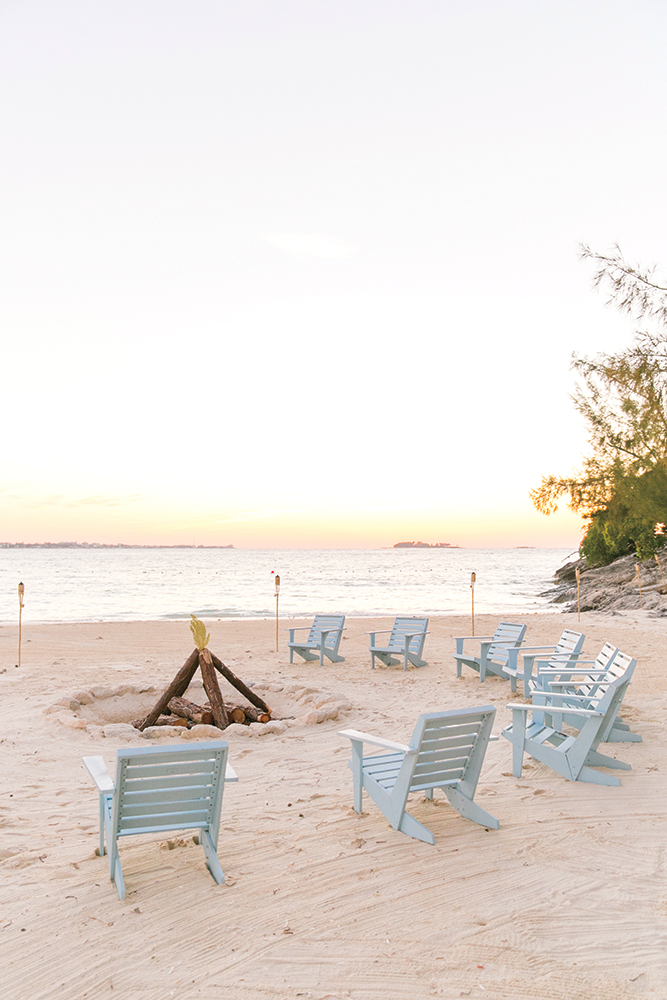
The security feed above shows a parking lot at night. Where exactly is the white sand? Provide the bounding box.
[0,612,665,1000]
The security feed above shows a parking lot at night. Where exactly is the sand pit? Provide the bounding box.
[1,612,666,1000]
[42,674,354,740]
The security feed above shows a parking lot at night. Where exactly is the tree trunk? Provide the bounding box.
[199,649,229,729]
[136,649,200,731]
[210,653,271,714]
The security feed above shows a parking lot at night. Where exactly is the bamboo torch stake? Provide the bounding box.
[470,572,476,637]
[635,563,643,609]
[575,567,581,622]
[274,574,280,652]
[655,552,666,584]
[17,582,24,667]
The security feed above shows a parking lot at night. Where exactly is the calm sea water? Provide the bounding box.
[0,547,574,624]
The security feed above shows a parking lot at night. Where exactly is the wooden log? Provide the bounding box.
[168,696,214,726]
[153,715,189,727]
[137,648,200,731]
[228,705,247,725]
[210,653,271,714]
[199,649,229,729]
[228,702,270,724]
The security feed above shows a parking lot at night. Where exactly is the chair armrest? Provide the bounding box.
[546,681,603,689]
[338,729,412,753]
[224,762,239,782]
[285,626,310,632]
[83,756,114,793]
[453,635,495,642]
[544,658,602,666]
[533,656,582,668]
[506,703,599,718]
[534,692,600,704]
[515,645,557,653]
[537,668,609,677]
[366,629,392,635]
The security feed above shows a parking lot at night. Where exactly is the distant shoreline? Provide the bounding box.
[0,542,235,549]
[392,541,459,548]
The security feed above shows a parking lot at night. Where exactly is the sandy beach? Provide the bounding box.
[1,611,665,1000]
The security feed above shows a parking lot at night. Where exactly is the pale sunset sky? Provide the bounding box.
[1,1,666,549]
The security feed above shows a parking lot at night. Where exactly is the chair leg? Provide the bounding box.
[397,810,436,845]
[108,837,126,900]
[444,787,500,830]
[201,830,225,884]
[98,793,107,857]
[349,745,364,813]
[511,709,527,777]
[576,766,622,786]
[585,749,631,770]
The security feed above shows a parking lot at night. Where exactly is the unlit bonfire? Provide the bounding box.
[134,617,271,733]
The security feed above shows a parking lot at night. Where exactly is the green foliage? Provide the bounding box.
[190,614,210,651]
[579,514,631,566]
[572,465,667,565]
[532,245,667,564]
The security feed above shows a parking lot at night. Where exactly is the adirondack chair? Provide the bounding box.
[83,740,238,900]
[538,647,641,743]
[288,614,346,665]
[504,629,585,697]
[501,655,636,785]
[453,622,527,682]
[338,706,499,844]
[368,616,429,670]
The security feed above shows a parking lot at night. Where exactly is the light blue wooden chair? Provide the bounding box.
[453,622,527,682]
[368,616,429,670]
[501,654,636,785]
[83,740,238,900]
[503,628,585,697]
[288,614,346,665]
[538,647,641,743]
[338,707,499,844]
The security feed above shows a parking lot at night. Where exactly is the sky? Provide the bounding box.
[1,0,666,549]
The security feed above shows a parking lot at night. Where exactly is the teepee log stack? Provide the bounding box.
[135,646,272,732]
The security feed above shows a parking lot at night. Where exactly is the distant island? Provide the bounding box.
[393,541,459,548]
[0,542,234,549]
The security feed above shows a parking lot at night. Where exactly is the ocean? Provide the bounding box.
[0,547,574,624]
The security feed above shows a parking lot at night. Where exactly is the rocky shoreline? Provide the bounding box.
[545,551,667,615]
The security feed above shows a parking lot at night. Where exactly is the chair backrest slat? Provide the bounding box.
[112,741,227,840]
[546,629,585,666]
[407,707,495,793]
[308,614,345,648]
[488,622,527,662]
[387,617,429,653]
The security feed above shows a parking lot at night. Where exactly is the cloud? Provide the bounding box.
[261,232,358,259]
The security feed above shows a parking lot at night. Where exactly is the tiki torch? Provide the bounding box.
[470,571,476,637]
[635,563,643,609]
[575,566,581,622]
[274,574,281,652]
[18,582,24,667]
